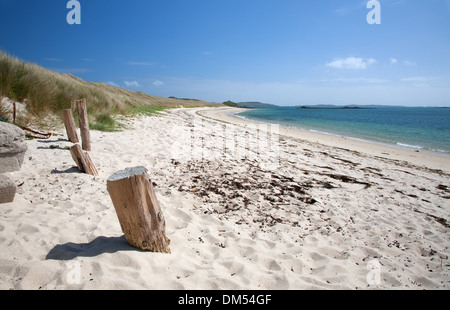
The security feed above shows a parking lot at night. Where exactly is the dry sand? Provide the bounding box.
[0,107,449,290]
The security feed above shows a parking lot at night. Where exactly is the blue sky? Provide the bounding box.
[1,0,450,106]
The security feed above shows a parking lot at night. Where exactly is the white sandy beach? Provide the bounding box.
[1,107,449,290]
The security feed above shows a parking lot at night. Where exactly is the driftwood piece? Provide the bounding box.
[107,166,171,253]
[17,125,52,139]
[76,99,91,151]
[63,109,79,143]
[70,144,98,176]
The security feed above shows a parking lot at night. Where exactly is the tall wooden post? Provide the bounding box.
[13,102,16,124]
[76,99,91,151]
[62,109,79,143]
[107,166,171,253]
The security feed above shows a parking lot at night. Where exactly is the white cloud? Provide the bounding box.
[127,61,156,66]
[326,57,376,70]
[400,77,433,82]
[404,60,417,66]
[391,0,407,6]
[323,77,388,84]
[400,77,441,88]
[44,57,63,62]
[153,80,164,87]
[124,81,141,88]
[51,67,92,74]
[334,8,351,15]
[334,2,367,15]
[390,58,398,64]
[105,81,119,87]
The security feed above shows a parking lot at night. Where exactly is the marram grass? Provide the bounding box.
[0,50,221,131]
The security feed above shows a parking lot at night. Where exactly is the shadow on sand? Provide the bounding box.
[50,167,81,174]
[45,236,140,260]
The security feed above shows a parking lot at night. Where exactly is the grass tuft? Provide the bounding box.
[89,112,120,132]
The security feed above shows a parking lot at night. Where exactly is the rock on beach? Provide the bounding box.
[0,122,27,173]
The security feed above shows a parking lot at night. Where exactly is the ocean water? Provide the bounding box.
[237,106,450,155]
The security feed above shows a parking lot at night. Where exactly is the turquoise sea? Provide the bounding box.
[237,106,450,155]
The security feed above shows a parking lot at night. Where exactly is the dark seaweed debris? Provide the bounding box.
[414,208,450,229]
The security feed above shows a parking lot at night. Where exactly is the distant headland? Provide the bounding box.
[222,101,276,108]
[298,105,374,110]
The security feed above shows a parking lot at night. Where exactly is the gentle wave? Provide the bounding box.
[396,142,422,150]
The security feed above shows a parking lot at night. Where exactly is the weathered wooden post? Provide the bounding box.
[62,109,79,143]
[76,98,91,151]
[13,102,16,124]
[70,144,98,176]
[107,166,171,253]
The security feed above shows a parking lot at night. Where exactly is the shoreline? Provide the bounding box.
[197,107,450,175]
[236,111,450,156]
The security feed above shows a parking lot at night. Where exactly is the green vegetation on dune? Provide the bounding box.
[126,105,170,117]
[0,51,222,131]
[222,100,276,108]
[222,100,239,107]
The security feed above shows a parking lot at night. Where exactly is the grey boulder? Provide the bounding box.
[0,174,16,204]
[0,122,27,173]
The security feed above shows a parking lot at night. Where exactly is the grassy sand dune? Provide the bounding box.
[0,51,222,130]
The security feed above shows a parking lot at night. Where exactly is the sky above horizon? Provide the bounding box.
[1,0,450,106]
